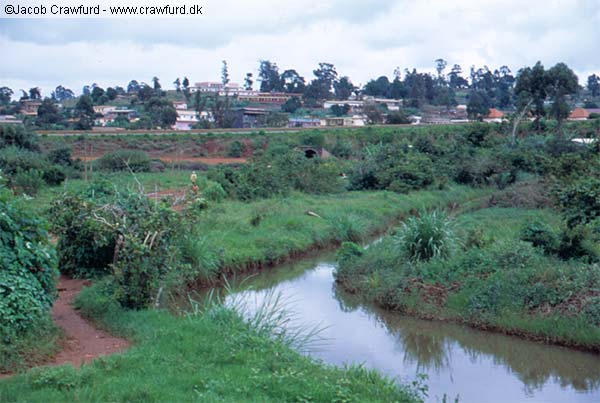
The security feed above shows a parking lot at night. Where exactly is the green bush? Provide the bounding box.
[96,150,151,172]
[558,177,600,228]
[0,147,65,187]
[227,140,245,158]
[0,124,39,151]
[203,181,227,202]
[521,220,560,254]
[394,210,456,261]
[12,169,45,196]
[0,182,58,338]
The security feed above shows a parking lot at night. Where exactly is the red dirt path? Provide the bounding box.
[51,276,130,367]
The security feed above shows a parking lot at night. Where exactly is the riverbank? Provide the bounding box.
[335,207,600,352]
[0,280,421,402]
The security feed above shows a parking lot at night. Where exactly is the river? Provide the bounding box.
[194,251,600,403]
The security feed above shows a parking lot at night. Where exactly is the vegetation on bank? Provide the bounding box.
[0,282,421,402]
[336,206,600,350]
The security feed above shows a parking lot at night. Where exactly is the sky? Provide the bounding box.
[1,0,599,98]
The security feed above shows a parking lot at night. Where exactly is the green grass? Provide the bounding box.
[185,186,490,279]
[0,317,62,374]
[336,207,600,351]
[0,282,420,402]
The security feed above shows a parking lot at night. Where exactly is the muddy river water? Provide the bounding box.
[198,252,600,402]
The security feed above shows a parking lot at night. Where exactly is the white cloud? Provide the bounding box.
[1,0,598,97]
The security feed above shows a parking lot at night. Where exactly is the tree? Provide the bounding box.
[74,95,95,130]
[546,63,578,134]
[106,87,118,101]
[90,86,107,105]
[0,87,13,105]
[173,78,181,92]
[363,103,383,124]
[330,103,350,117]
[435,58,448,83]
[448,64,469,89]
[258,60,283,92]
[364,76,390,97]
[280,70,305,93]
[334,76,355,100]
[244,73,253,91]
[152,77,162,94]
[221,60,230,86]
[311,62,337,100]
[182,77,191,101]
[587,74,600,97]
[137,84,154,102]
[127,80,141,94]
[281,96,302,113]
[467,91,491,120]
[51,85,74,102]
[28,87,41,100]
[36,99,63,127]
[515,61,548,128]
[146,97,177,128]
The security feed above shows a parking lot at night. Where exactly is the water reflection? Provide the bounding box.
[188,254,600,402]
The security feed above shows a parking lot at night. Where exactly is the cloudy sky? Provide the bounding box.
[1,0,599,97]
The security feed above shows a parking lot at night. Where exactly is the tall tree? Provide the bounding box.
[311,62,337,100]
[546,63,579,134]
[467,91,491,120]
[0,87,13,105]
[258,60,283,92]
[435,58,448,83]
[74,95,95,130]
[173,78,181,92]
[36,99,63,127]
[244,73,254,91]
[127,80,140,94]
[152,77,162,93]
[221,60,230,86]
[280,69,306,93]
[588,74,600,97]
[515,61,548,128]
[28,87,41,100]
[51,85,74,102]
[334,76,355,100]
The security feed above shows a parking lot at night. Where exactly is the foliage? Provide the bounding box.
[0,181,57,339]
[227,140,245,158]
[395,210,456,261]
[12,169,45,196]
[558,177,600,228]
[0,124,39,151]
[96,149,151,172]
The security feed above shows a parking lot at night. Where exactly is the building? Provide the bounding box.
[237,92,299,105]
[288,118,322,128]
[173,109,200,131]
[484,108,506,123]
[94,105,117,115]
[191,82,241,95]
[0,115,23,125]
[172,101,188,110]
[568,108,590,121]
[94,108,138,126]
[20,100,42,116]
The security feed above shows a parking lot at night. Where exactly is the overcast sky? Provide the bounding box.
[1,0,599,97]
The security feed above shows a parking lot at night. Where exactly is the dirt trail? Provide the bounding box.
[50,276,130,367]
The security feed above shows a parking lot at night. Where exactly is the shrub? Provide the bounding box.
[203,181,227,202]
[0,147,65,187]
[520,220,560,255]
[12,169,45,196]
[0,124,39,151]
[558,177,600,228]
[96,150,151,172]
[227,140,245,157]
[394,210,456,261]
[0,185,58,338]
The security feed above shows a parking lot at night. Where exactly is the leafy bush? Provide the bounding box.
[12,169,45,196]
[0,146,65,187]
[394,210,456,261]
[227,140,245,158]
[558,177,600,228]
[349,144,434,193]
[521,220,560,254]
[203,181,227,202]
[50,194,116,278]
[0,124,39,151]
[96,150,151,172]
[0,181,58,338]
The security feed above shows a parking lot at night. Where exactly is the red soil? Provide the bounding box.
[50,276,130,367]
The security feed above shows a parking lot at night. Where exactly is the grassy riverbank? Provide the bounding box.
[0,282,421,402]
[336,208,600,351]
[179,186,490,284]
